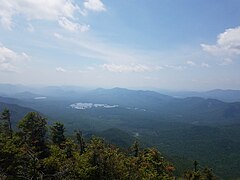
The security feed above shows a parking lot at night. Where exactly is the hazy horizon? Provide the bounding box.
[1,82,240,93]
[1,0,240,90]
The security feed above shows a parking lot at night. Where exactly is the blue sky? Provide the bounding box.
[0,0,240,90]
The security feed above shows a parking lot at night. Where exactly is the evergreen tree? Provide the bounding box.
[184,165,218,180]
[202,168,218,180]
[18,112,47,155]
[0,133,22,177]
[76,129,85,155]
[194,160,199,172]
[0,108,12,138]
[50,122,66,147]
[132,140,139,157]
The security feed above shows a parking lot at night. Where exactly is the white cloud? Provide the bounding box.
[201,26,240,57]
[51,33,193,73]
[220,58,233,66]
[0,1,14,30]
[84,0,106,12]
[77,66,96,73]
[21,52,30,61]
[52,34,158,64]
[165,65,186,71]
[0,0,95,32]
[0,16,13,30]
[155,66,163,70]
[58,17,89,32]
[56,67,67,72]
[53,33,63,39]
[201,62,210,68]
[102,64,152,73]
[26,23,34,32]
[186,60,196,66]
[0,0,107,31]
[0,45,29,72]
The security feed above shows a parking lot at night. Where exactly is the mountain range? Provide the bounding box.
[162,89,240,102]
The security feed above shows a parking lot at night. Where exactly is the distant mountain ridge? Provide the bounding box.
[1,83,240,102]
[163,89,240,102]
[81,87,173,109]
[1,86,240,124]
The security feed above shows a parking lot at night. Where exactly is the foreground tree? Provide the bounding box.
[184,162,218,180]
[50,122,66,147]
[132,140,139,157]
[85,137,129,179]
[0,133,22,177]
[18,112,48,156]
[76,129,86,155]
[0,108,12,138]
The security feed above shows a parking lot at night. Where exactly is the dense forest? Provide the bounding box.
[0,109,217,179]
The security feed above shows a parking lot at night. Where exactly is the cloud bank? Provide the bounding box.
[201,26,240,64]
[0,44,29,72]
[0,0,105,32]
[102,64,157,73]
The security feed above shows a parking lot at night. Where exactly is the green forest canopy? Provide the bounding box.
[0,109,217,179]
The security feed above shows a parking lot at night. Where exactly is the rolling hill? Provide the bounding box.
[0,101,38,128]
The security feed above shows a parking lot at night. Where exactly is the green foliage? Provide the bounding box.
[0,108,12,138]
[76,129,85,155]
[182,160,218,180]
[184,168,217,180]
[133,148,175,179]
[50,122,66,147]
[0,110,219,179]
[131,140,140,157]
[0,133,21,177]
[18,112,47,153]
[85,137,125,179]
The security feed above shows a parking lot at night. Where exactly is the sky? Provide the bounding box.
[0,0,240,90]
